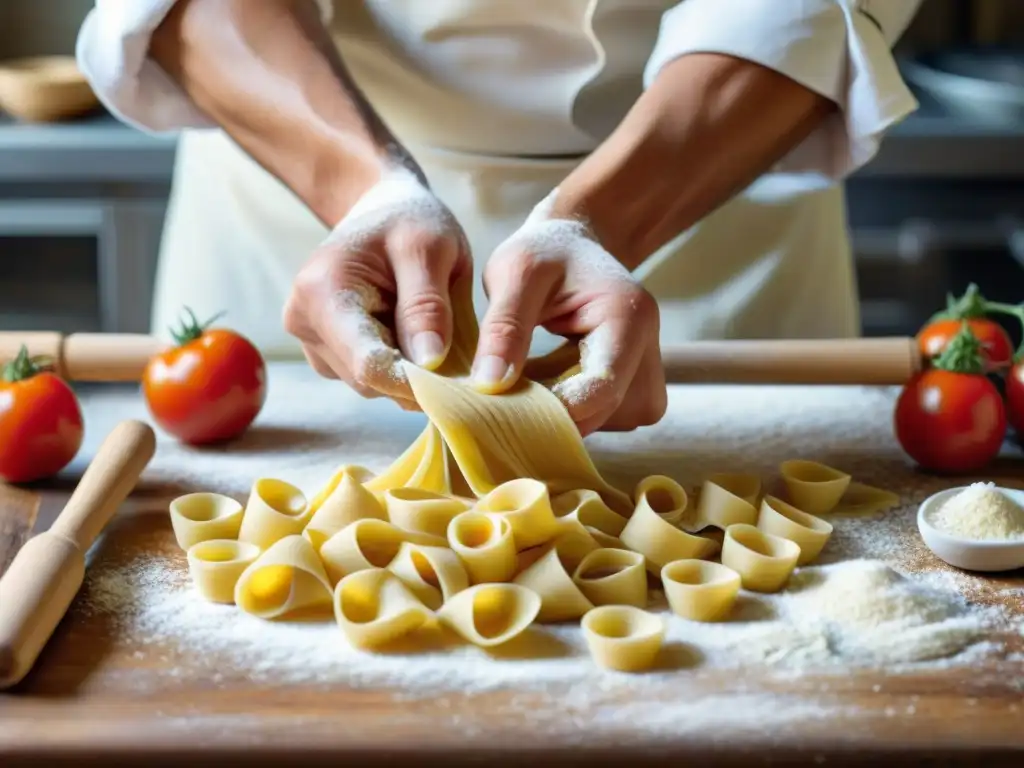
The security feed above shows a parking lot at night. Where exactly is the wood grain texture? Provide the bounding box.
[0,484,39,577]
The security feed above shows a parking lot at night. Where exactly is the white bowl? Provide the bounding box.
[917,486,1024,573]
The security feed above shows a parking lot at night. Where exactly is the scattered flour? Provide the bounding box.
[930,483,1024,541]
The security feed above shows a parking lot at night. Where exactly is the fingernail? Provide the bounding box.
[410,331,445,367]
[471,355,511,388]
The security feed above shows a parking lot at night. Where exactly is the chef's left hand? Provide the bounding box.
[472,191,667,436]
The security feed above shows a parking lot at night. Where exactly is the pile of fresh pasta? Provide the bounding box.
[167,457,898,673]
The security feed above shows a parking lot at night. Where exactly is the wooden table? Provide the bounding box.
[1,368,1023,766]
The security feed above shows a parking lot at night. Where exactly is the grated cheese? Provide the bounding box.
[930,483,1024,541]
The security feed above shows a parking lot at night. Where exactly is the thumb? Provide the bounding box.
[391,240,456,371]
[472,255,557,393]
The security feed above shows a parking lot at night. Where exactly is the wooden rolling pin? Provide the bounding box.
[0,332,922,385]
[0,332,169,382]
[0,419,156,689]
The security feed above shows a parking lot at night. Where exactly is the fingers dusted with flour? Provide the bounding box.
[478,189,667,434]
[283,167,472,406]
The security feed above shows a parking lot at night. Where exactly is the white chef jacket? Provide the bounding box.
[77,0,923,359]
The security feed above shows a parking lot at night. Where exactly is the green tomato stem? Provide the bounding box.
[1,344,54,383]
[169,306,227,346]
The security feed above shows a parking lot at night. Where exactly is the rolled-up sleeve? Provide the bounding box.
[643,0,924,180]
[76,0,334,135]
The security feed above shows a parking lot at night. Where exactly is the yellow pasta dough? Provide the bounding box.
[720,523,800,593]
[319,519,445,584]
[383,488,470,538]
[437,583,541,647]
[447,510,518,584]
[186,539,260,604]
[572,548,647,608]
[691,477,758,532]
[386,541,469,610]
[303,467,386,551]
[634,475,688,526]
[547,516,601,571]
[587,527,628,550]
[169,492,244,550]
[475,478,560,550]
[513,545,593,622]
[757,495,833,565]
[237,478,310,551]
[552,489,628,537]
[620,492,718,572]
[581,605,665,672]
[333,568,434,649]
[707,472,761,506]
[661,559,741,622]
[234,535,333,619]
[779,460,851,515]
[831,481,901,516]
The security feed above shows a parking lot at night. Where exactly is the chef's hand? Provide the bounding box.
[283,167,472,409]
[473,190,667,436]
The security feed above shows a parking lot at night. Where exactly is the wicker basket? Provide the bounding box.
[0,56,100,123]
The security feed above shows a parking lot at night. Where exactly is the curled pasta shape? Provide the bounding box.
[548,516,601,572]
[587,527,628,550]
[620,493,718,572]
[387,541,469,610]
[634,475,688,526]
[831,482,900,516]
[551,489,628,537]
[475,478,560,550]
[307,464,375,515]
[572,548,647,608]
[447,510,518,584]
[333,568,433,649]
[365,424,451,497]
[237,478,310,551]
[319,519,446,584]
[721,523,800,593]
[383,487,470,538]
[186,539,260,604]
[581,605,665,673]
[757,495,833,565]
[234,535,333,619]
[437,583,541,647]
[513,545,593,622]
[707,472,761,505]
[691,477,758,532]
[779,460,851,515]
[661,559,741,622]
[303,468,386,551]
[169,492,244,550]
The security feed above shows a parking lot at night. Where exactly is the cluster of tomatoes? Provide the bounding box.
[0,309,266,484]
[895,284,1024,474]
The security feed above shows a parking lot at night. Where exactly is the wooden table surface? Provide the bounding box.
[1,372,1023,767]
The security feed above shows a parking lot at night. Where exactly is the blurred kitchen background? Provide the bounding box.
[0,0,1023,341]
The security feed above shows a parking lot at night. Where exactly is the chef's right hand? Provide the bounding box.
[282,167,473,409]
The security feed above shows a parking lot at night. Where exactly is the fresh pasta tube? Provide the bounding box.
[333,568,433,649]
[169,492,244,550]
[661,559,740,622]
[551,489,628,536]
[319,519,445,584]
[548,516,601,572]
[237,478,310,551]
[634,475,688,526]
[303,468,385,551]
[691,477,757,532]
[721,523,800,593]
[475,478,560,550]
[707,472,761,505]
[447,510,518,584]
[186,539,260,604]
[383,487,469,538]
[581,605,665,672]
[757,495,833,565]
[779,460,850,515]
[234,535,333,619]
[513,546,593,622]
[572,548,647,608]
[587,527,628,550]
[436,583,541,647]
[365,423,450,497]
[831,482,900,515]
[308,464,375,514]
[620,494,718,572]
[387,542,469,610]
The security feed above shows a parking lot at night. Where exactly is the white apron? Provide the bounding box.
[151,0,859,359]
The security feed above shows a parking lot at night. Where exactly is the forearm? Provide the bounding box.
[150,0,407,225]
[551,53,834,270]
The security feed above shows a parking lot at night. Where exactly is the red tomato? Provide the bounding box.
[918,318,1013,370]
[1005,362,1024,435]
[894,369,1006,473]
[143,312,267,445]
[0,347,84,483]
